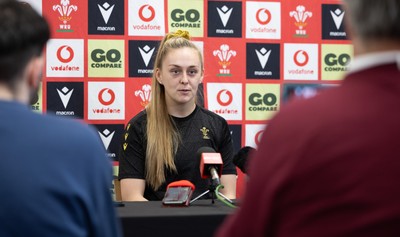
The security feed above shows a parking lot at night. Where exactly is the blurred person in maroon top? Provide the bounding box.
[216,0,400,236]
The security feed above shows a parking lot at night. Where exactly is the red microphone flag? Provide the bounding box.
[200,152,223,179]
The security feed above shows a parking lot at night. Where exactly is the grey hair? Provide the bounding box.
[343,0,400,40]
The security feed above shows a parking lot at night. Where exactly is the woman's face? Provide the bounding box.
[156,47,203,108]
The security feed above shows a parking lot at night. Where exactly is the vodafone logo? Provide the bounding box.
[294,50,309,67]
[139,4,155,22]
[88,81,124,119]
[47,39,83,77]
[57,46,74,63]
[284,43,318,80]
[98,88,115,106]
[256,8,271,25]
[255,130,264,146]
[217,89,233,106]
[246,2,280,39]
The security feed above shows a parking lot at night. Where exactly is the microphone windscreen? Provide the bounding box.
[196,146,216,160]
[233,146,255,174]
[167,180,195,190]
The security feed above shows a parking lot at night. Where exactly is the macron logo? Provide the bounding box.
[330,8,344,30]
[98,129,115,150]
[98,2,115,24]
[139,45,155,67]
[56,87,74,109]
[217,5,233,27]
[255,48,272,69]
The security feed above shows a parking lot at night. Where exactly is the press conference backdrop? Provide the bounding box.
[26,0,349,198]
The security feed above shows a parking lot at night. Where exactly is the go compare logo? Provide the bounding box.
[321,44,353,80]
[88,40,124,78]
[170,8,201,28]
[246,83,280,121]
[168,0,203,37]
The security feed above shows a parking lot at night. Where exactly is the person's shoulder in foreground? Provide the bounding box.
[215,0,400,236]
[0,0,122,236]
[1,103,122,236]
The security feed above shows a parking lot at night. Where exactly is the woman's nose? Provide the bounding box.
[180,74,189,84]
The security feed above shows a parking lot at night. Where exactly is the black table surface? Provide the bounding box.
[116,199,236,237]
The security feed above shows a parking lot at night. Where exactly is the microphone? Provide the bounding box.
[197,147,223,186]
[233,146,256,174]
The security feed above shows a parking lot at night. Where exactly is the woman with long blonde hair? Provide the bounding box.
[118,30,237,201]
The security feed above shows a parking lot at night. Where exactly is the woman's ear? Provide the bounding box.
[200,68,204,83]
[155,68,162,85]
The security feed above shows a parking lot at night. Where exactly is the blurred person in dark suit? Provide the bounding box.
[216,0,400,236]
[0,1,121,236]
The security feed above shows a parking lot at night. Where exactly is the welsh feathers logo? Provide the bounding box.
[135,84,151,107]
[213,44,237,77]
[53,0,78,32]
[289,5,312,37]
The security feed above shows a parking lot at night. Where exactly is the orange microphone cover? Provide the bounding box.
[167,180,195,190]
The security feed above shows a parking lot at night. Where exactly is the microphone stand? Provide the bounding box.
[189,180,234,205]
